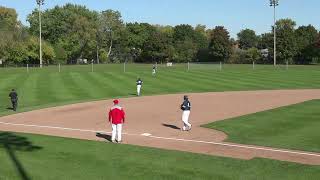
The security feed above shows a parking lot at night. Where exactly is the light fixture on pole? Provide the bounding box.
[270,0,279,66]
[36,0,44,68]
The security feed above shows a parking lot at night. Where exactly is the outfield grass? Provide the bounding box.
[0,64,319,116]
[204,100,320,152]
[0,132,320,180]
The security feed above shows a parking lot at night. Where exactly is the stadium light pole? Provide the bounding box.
[270,0,279,67]
[37,0,44,68]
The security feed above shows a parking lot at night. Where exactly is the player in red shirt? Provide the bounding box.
[108,99,125,143]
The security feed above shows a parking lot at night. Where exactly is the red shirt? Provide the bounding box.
[108,105,125,124]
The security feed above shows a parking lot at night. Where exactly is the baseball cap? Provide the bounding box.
[113,99,119,104]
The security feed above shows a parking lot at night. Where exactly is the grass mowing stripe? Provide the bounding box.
[198,70,304,90]
[78,72,113,98]
[159,71,211,92]
[68,72,105,98]
[49,73,77,101]
[87,73,122,97]
[19,73,40,106]
[102,72,132,96]
[0,74,21,110]
[60,72,92,99]
[219,71,290,89]
[35,72,60,103]
[126,72,181,94]
[204,100,320,152]
[169,71,219,91]
[188,70,254,91]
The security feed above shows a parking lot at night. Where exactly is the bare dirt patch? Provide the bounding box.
[1,89,320,165]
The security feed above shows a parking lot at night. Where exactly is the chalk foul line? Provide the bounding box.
[0,121,320,158]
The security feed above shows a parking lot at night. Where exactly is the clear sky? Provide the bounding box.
[0,0,319,38]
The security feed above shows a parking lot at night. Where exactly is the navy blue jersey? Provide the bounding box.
[9,91,18,102]
[181,100,191,111]
[136,80,143,85]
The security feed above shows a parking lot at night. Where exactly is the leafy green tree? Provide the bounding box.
[173,24,194,41]
[0,6,18,61]
[258,33,273,49]
[245,48,262,63]
[0,6,30,64]
[273,19,298,64]
[125,23,158,62]
[0,6,18,30]
[8,36,55,65]
[193,27,209,49]
[28,4,98,63]
[295,25,319,64]
[173,40,197,62]
[98,10,124,61]
[208,26,232,62]
[141,30,170,62]
[237,29,258,49]
[3,42,28,64]
[172,24,208,62]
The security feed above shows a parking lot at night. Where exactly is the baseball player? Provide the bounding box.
[108,99,126,143]
[180,95,192,131]
[136,78,143,96]
[152,65,156,76]
[9,89,18,111]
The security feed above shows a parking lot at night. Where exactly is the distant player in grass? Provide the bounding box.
[9,89,18,111]
[108,99,125,143]
[136,78,143,96]
[180,95,192,131]
[152,64,156,76]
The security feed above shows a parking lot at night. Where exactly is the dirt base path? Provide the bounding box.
[1,89,320,165]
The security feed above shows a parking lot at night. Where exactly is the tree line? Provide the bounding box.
[0,4,319,65]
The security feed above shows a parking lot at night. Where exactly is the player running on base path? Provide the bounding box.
[108,99,125,143]
[180,95,192,131]
[136,78,143,96]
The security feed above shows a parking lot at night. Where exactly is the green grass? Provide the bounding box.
[0,132,320,180]
[1,64,320,179]
[0,64,320,116]
[204,100,320,152]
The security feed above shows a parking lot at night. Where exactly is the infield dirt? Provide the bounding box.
[0,89,320,165]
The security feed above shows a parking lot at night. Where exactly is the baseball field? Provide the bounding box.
[0,64,320,179]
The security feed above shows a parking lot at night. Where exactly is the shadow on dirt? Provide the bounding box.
[162,123,181,130]
[96,132,112,142]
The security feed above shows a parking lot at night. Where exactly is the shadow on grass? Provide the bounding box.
[0,132,42,180]
[96,132,112,142]
[162,123,181,130]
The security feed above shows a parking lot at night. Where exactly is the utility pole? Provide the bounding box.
[270,0,279,66]
[36,0,44,68]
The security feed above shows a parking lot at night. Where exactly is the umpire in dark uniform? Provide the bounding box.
[9,89,18,111]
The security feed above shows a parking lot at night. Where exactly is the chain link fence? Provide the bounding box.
[0,62,318,74]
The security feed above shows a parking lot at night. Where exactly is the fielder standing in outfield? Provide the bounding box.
[180,95,192,131]
[152,64,156,76]
[136,78,143,96]
[108,99,125,143]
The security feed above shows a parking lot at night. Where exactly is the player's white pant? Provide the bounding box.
[182,110,191,131]
[152,69,156,75]
[137,85,141,96]
[112,124,122,142]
